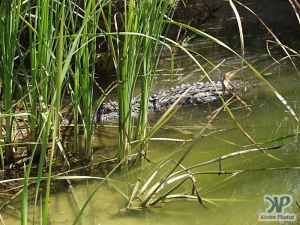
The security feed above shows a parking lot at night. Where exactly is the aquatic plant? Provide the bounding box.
[0,0,299,224]
[126,142,284,209]
[102,0,178,165]
[0,0,109,223]
[0,0,181,222]
[125,0,300,210]
[0,0,22,163]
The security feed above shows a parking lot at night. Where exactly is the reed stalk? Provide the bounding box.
[0,0,298,223]
[113,0,177,166]
[0,0,22,163]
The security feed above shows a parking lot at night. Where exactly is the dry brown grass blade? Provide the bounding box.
[233,0,299,72]
[288,0,300,25]
[229,0,245,58]
[266,40,300,61]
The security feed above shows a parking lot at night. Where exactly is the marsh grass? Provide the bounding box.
[102,0,178,165]
[0,0,299,223]
[0,0,22,163]
[126,142,285,209]
[0,0,107,223]
[0,0,183,222]
[126,1,300,210]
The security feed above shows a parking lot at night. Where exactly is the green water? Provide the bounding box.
[3,17,300,225]
[4,53,300,225]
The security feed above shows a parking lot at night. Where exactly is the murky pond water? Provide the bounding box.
[3,11,300,225]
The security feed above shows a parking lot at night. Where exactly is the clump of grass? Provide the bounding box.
[126,141,283,209]
[0,0,108,223]
[66,0,99,158]
[0,0,22,163]
[0,0,180,221]
[1,0,299,224]
[0,0,179,170]
[99,0,178,165]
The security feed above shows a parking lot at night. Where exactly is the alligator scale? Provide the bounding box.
[97,80,242,122]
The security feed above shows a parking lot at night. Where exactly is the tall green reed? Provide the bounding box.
[42,1,66,223]
[136,0,175,156]
[17,0,60,223]
[20,0,100,222]
[2,0,180,222]
[0,0,22,163]
[76,0,98,158]
[26,0,59,198]
[101,0,177,165]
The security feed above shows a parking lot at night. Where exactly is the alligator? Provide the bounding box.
[96,79,244,122]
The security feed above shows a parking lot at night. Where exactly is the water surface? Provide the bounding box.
[3,11,300,225]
